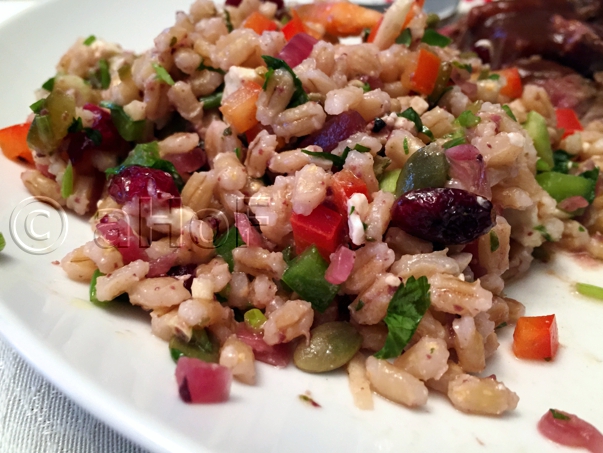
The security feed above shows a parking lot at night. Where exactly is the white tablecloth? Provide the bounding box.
[0,4,147,452]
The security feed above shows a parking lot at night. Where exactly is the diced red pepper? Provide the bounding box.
[513,314,559,360]
[331,169,369,216]
[293,2,382,37]
[291,204,344,259]
[281,11,306,41]
[219,80,262,133]
[0,122,33,164]
[408,48,441,96]
[366,16,383,44]
[242,11,278,35]
[556,108,583,139]
[497,67,523,99]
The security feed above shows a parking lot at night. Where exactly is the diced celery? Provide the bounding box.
[535,172,596,204]
[281,245,339,312]
[99,101,147,142]
[379,169,401,194]
[524,111,553,169]
[576,283,603,301]
[61,161,74,199]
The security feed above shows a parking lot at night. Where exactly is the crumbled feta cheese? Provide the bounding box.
[348,212,365,246]
[507,132,525,148]
[191,276,214,300]
[347,193,370,219]
[223,66,263,99]
[384,274,401,287]
[347,193,370,246]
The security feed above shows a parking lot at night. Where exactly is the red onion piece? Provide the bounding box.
[277,32,317,68]
[96,216,149,264]
[175,357,232,403]
[236,324,290,367]
[163,147,206,174]
[445,144,491,199]
[558,195,589,212]
[325,246,356,285]
[299,110,366,153]
[234,213,264,247]
[147,252,179,278]
[538,409,603,453]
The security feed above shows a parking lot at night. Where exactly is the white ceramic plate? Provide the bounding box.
[1,1,602,452]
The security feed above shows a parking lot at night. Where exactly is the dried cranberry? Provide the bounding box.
[108,166,180,205]
[391,188,494,245]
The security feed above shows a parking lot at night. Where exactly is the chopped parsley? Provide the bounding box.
[579,226,586,232]
[362,82,371,93]
[263,67,275,90]
[395,28,412,46]
[490,230,500,252]
[495,322,507,330]
[98,59,111,89]
[234,147,241,160]
[349,206,356,215]
[224,10,233,32]
[550,409,570,420]
[374,276,431,360]
[197,58,225,75]
[534,225,554,242]
[421,28,452,47]
[83,35,96,46]
[502,105,517,122]
[442,136,466,149]
[99,101,147,142]
[398,107,434,141]
[42,77,55,92]
[302,144,369,169]
[452,61,472,73]
[261,55,308,108]
[551,150,574,174]
[354,144,370,153]
[152,63,175,86]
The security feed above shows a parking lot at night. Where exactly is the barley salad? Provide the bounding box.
[2,0,602,417]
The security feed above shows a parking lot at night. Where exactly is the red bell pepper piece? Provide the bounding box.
[331,169,369,216]
[0,122,34,164]
[242,11,278,35]
[497,67,522,99]
[408,48,441,96]
[291,204,344,259]
[281,11,306,41]
[513,314,559,360]
[556,108,583,139]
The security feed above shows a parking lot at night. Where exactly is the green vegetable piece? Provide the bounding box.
[456,110,481,128]
[282,244,295,263]
[100,101,148,142]
[535,171,597,206]
[98,59,111,89]
[83,35,96,46]
[427,61,452,106]
[421,28,452,47]
[534,225,554,242]
[105,141,184,190]
[42,77,55,92]
[293,322,362,373]
[27,114,54,155]
[374,276,431,360]
[89,269,104,304]
[502,105,517,122]
[442,136,466,149]
[395,143,449,196]
[361,82,370,93]
[169,328,220,363]
[152,63,175,86]
[26,91,75,155]
[29,99,45,114]
[281,245,339,312]
[263,67,275,90]
[262,55,308,108]
[576,282,603,301]
[244,308,267,330]
[536,158,551,173]
[398,107,434,140]
[552,150,574,174]
[200,91,223,110]
[61,161,74,199]
[425,13,440,29]
[395,28,412,46]
[549,409,571,421]
[224,10,233,32]
[197,58,225,75]
[524,111,554,169]
[0,232,5,252]
[214,226,244,272]
[490,230,500,252]
[379,169,402,194]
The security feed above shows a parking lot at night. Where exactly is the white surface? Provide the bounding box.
[0,1,602,453]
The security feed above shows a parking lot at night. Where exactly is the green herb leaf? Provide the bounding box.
[354,143,370,153]
[263,67,275,90]
[534,225,554,242]
[349,206,356,215]
[488,73,500,80]
[576,282,603,300]
[361,27,371,42]
[549,409,571,421]
[579,168,599,204]
[262,55,309,108]
[83,35,96,46]
[302,149,344,167]
[169,328,220,363]
[552,150,573,174]
[105,141,184,190]
[443,136,466,149]
[214,226,244,272]
[374,276,431,359]
[200,91,223,110]
[98,59,111,89]
[0,232,5,252]
[502,104,517,122]
[234,147,241,160]
[362,82,371,93]
[452,61,472,73]
[224,9,233,32]
[398,107,434,140]
[152,63,175,86]
[490,230,500,252]
[68,117,83,133]
[30,99,46,114]
[84,127,102,146]
[42,77,55,92]
[495,322,507,330]
[395,28,412,46]
[456,110,481,128]
[403,137,410,155]
[197,58,226,75]
[99,101,148,142]
[61,161,74,199]
[421,28,452,47]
